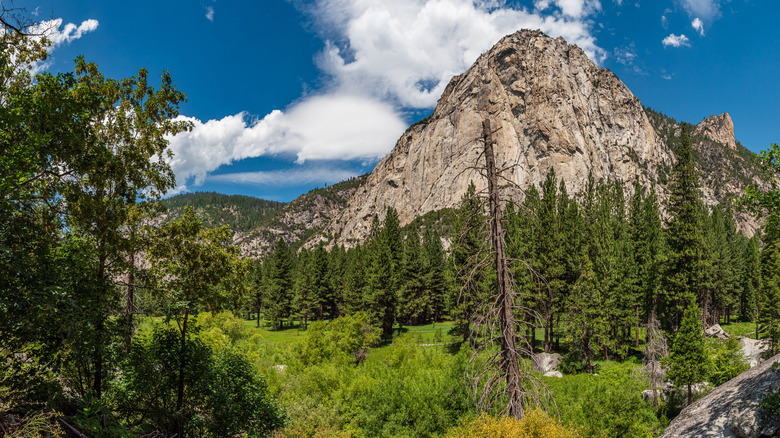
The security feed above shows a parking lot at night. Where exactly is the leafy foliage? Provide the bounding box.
[446,410,581,438]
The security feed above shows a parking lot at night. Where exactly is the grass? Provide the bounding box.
[719,320,758,338]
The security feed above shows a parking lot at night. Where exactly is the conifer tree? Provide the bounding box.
[264,238,294,330]
[662,126,706,331]
[398,231,427,324]
[342,244,366,315]
[665,302,708,405]
[423,229,447,322]
[759,243,780,352]
[293,248,316,329]
[312,244,333,320]
[567,254,604,373]
[742,236,761,327]
[450,182,488,344]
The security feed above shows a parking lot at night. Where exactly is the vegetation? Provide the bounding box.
[3,7,777,437]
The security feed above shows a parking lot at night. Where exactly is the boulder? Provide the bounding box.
[705,323,730,340]
[660,354,780,438]
[642,389,666,403]
[641,360,667,381]
[543,371,563,378]
[740,337,771,368]
[532,352,563,373]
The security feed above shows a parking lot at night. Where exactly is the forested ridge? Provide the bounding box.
[4,8,780,437]
[161,192,285,232]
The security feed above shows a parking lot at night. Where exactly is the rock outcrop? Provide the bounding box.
[532,352,563,373]
[315,29,673,246]
[312,29,762,247]
[706,324,730,340]
[695,113,737,150]
[660,354,780,438]
[741,337,772,368]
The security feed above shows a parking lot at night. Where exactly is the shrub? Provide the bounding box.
[708,338,749,386]
[446,409,581,438]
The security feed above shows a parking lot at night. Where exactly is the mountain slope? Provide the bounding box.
[315,29,673,246]
[310,29,764,248]
[160,192,285,232]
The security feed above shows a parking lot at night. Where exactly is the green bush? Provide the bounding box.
[708,338,749,386]
[547,362,663,437]
[114,328,284,437]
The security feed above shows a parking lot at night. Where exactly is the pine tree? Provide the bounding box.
[397,231,427,324]
[312,243,333,320]
[264,238,294,331]
[450,182,489,344]
[342,245,366,315]
[742,236,761,327]
[662,126,706,331]
[293,248,316,329]
[423,229,447,322]
[759,242,780,352]
[665,302,708,405]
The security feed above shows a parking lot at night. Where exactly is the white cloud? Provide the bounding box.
[662,74,673,80]
[209,167,361,188]
[692,17,704,35]
[166,94,406,191]
[23,18,99,75]
[312,0,605,108]
[679,0,720,21]
[28,18,99,47]
[662,33,690,47]
[205,6,214,21]
[614,45,637,65]
[170,0,606,191]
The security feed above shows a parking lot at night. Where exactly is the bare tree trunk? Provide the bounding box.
[483,119,524,419]
[125,227,136,351]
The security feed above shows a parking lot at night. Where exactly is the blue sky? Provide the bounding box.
[22,0,780,201]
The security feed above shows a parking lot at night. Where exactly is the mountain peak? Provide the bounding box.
[317,28,673,246]
[695,113,737,150]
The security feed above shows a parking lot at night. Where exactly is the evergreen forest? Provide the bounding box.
[4,8,780,438]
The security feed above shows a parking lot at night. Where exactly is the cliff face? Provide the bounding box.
[318,29,676,246]
[695,113,737,151]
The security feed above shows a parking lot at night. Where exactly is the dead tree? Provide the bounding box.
[459,118,552,419]
[644,308,668,410]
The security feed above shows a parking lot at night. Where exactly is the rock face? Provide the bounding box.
[695,113,737,150]
[741,337,772,368]
[532,352,563,373]
[313,29,763,247]
[319,29,674,246]
[660,354,780,438]
[706,324,730,340]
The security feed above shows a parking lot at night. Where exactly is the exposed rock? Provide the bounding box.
[543,371,563,378]
[312,29,763,248]
[641,360,667,382]
[706,323,730,340]
[695,113,737,150]
[532,352,563,373]
[642,389,666,403]
[740,337,771,368]
[660,354,780,438]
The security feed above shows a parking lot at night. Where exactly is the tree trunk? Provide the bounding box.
[483,119,524,419]
[94,240,107,400]
[177,308,189,413]
[687,382,692,406]
[635,306,640,348]
[125,227,136,351]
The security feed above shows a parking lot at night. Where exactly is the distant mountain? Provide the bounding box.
[161,192,285,232]
[160,176,368,258]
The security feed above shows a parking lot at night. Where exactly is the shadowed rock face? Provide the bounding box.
[661,354,780,438]
[319,29,673,246]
